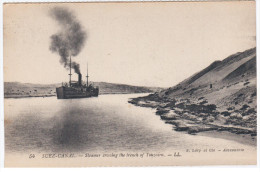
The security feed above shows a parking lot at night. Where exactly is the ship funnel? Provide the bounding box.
[78,73,82,86]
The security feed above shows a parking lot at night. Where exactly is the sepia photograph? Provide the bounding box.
[3,1,257,167]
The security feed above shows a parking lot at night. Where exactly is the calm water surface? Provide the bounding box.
[5,94,256,154]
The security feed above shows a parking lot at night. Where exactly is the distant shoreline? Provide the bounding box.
[4,94,56,99]
[4,92,151,99]
[4,81,162,99]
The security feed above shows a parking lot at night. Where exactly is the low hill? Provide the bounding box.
[93,82,163,94]
[4,82,163,98]
[130,47,257,137]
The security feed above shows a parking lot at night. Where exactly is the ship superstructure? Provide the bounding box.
[56,57,99,99]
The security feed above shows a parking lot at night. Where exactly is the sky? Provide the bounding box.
[3,1,256,87]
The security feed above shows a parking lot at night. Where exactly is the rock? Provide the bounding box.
[160,112,179,120]
[156,108,170,115]
[199,113,208,117]
[230,113,243,119]
[221,111,231,116]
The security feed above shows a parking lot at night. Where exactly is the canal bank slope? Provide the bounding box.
[129,47,257,141]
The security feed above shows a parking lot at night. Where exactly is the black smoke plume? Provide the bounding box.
[49,7,86,74]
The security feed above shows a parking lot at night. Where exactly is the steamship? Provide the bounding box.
[56,58,99,99]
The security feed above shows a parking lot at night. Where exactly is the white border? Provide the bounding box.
[0,0,259,172]
[256,0,259,170]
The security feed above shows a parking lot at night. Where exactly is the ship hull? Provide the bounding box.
[56,86,99,99]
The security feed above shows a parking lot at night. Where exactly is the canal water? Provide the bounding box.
[4,94,256,155]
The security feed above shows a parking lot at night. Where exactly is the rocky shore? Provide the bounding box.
[129,93,256,140]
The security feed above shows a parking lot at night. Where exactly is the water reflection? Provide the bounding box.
[5,94,256,154]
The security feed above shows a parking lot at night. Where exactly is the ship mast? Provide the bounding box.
[69,56,72,87]
[86,63,89,87]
